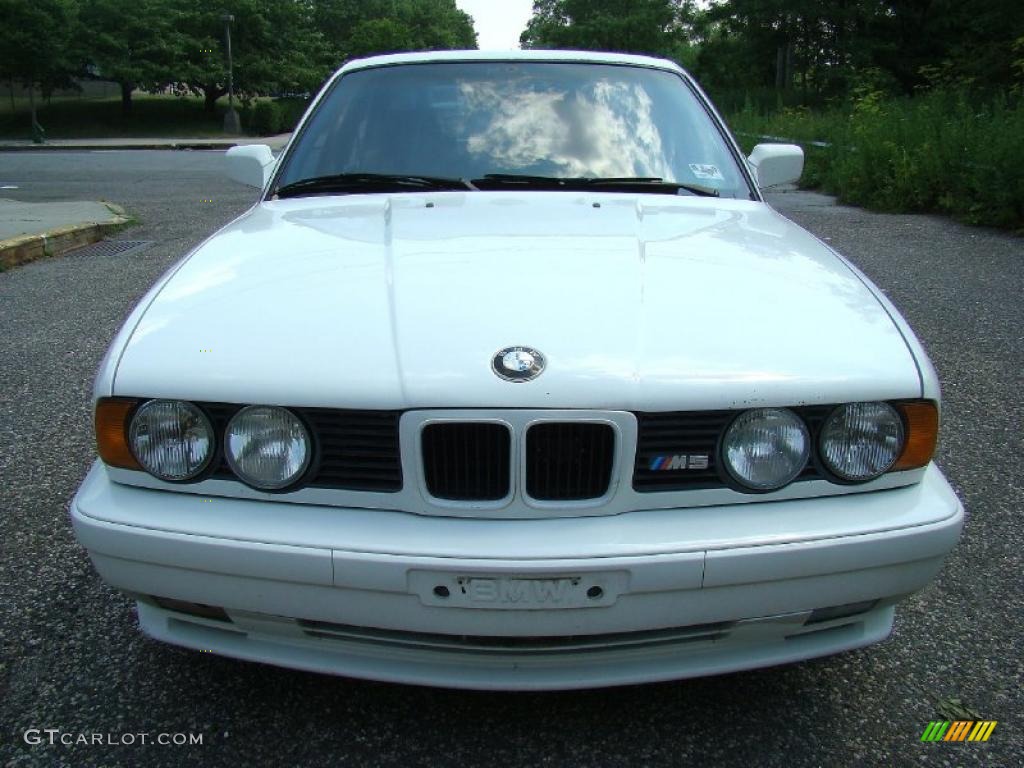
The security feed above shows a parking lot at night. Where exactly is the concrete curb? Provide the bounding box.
[0,204,132,271]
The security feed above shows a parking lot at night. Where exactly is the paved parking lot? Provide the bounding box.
[0,152,1020,767]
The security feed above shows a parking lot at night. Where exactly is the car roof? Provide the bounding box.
[337,49,685,75]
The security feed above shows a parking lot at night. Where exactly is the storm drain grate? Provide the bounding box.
[68,240,155,259]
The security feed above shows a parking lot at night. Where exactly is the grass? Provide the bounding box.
[0,93,258,140]
[724,90,1024,231]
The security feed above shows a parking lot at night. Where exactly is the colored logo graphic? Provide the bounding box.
[648,454,709,471]
[920,721,997,742]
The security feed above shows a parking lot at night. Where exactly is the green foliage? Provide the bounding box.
[726,91,1024,231]
[1,0,476,127]
[246,99,280,135]
[0,0,77,92]
[1011,36,1024,98]
[349,18,416,58]
[170,0,329,110]
[75,0,181,98]
[274,98,309,132]
[242,97,308,135]
[315,0,477,61]
[521,0,1023,107]
[521,0,692,56]
[691,0,1024,102]
[0,93,230,138]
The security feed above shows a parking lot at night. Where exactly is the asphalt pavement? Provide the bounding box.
[0,152,1020,767]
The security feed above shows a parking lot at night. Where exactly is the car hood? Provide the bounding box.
[114,193,921,410]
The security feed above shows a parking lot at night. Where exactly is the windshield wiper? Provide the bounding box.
[273,173,476,199]
[474,173,593,186]
[586,177,719,197]
[472,174,719,197]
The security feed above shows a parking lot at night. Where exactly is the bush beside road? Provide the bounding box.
[727,89,1024,231]
[0,93,306,140]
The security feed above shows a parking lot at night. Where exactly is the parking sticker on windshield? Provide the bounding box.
[689,163,724,181]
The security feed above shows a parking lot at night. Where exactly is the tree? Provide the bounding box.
[171,0,328,112]
[520,0,693,57]
[314,0,477,62]
[871,0,1024,93]
[0,0,77,136]
[76,0,182,115]
[688,0,1024,104]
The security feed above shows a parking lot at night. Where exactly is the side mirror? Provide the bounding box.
[747,143,804,188]
[225,144,276,189]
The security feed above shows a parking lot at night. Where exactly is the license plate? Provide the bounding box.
[408,571,627,610]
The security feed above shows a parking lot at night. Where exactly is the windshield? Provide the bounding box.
[273,61,753,199]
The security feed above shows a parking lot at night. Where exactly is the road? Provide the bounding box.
[1,151,1021,767]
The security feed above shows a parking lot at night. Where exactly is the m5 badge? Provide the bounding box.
[649,454,710,471]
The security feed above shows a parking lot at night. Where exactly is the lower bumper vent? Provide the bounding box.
[299,619,732,655]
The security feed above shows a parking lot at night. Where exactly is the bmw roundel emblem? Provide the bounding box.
[492,346,546,382]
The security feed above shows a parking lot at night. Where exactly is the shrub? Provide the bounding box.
[724,90,1024,231]
[248,100,281,136]
[274,98,309,131]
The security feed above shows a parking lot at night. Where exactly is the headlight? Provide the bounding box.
[820,402,904,482]
[722,408,810,491]
[129,400,214,481]
[225,406,312,490]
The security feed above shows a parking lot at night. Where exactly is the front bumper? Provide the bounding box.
[71,461,963,690]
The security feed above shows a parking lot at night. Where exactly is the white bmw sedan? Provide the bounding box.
[72,50,963,690]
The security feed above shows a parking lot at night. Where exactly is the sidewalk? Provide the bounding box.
[0,199,131,270]
[0,133,292,152]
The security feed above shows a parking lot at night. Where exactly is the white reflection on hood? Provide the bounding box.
[460,79,671,179]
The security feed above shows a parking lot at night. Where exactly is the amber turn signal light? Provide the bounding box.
[893,400,939,471]
[95,397,141,470]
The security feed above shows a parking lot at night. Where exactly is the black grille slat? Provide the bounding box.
[201,402,401,492]
[422,423,511,501]
[526,423,615,501]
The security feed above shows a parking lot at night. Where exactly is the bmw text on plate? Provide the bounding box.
[71,50,963,690]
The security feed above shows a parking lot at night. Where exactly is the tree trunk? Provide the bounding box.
[120,81,134,116]
[29,82,42,143]
[203,85,226,113]
[786,42,795,93]
[10,77,16,111]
